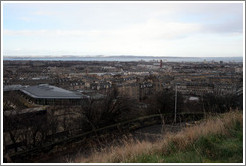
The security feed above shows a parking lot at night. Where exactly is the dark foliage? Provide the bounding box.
[80,88,139,131]
[202,93,241,113]
[147,88,184,115]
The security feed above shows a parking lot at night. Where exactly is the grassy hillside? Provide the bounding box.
[76,110,243,163]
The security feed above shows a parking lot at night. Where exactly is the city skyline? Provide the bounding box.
[2,1,244,57]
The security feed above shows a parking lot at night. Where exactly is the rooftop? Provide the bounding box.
[21,84,88,99]
[3,85,26,91]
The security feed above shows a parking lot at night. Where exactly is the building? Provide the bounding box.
[3,85,26,92]
[177,83,214,96]
[20,84,89,105]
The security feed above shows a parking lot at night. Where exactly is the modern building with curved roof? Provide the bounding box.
[20,84,89,105]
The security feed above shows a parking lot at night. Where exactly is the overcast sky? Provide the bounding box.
[2,2,244,57]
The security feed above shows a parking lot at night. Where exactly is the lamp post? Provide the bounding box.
[174,83,180,123]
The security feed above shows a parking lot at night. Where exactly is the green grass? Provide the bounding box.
[77,111,243,163]
[130,118,243,163]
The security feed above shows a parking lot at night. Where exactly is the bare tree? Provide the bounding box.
[202,93,240,113]
[147,88,184,115]
[3,110,23,152]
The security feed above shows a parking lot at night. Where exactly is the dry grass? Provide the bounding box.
[75,110,243,163]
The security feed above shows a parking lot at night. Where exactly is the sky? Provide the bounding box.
[2,2,244,57]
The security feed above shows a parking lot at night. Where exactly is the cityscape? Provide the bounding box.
[3,58,243,163]
[2,1,244,164]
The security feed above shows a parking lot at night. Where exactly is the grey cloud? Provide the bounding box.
[201,16,243,34]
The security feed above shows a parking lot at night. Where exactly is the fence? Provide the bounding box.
[6,112,205,162]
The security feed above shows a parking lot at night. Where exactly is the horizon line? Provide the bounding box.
[3,55,243,58]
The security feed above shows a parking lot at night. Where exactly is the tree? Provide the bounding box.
[80,98,100,131]
[148,88,184,115]
[202,93,240,113]
[79,88,139,131]
[3,109,48,152]
[3,110,22,152]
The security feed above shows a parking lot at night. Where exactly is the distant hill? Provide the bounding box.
[3,55,243,62]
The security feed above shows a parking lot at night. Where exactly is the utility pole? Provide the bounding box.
[202,93,205,117]
[174,84,178,123]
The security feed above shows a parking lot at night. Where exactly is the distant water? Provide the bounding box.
[3,56,243,62]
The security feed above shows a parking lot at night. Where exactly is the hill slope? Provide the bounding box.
[76,110,243,163]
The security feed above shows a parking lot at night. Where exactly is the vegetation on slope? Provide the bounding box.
[76,110,243,163]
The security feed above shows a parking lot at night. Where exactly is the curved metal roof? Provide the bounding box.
[21,84,88,99]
